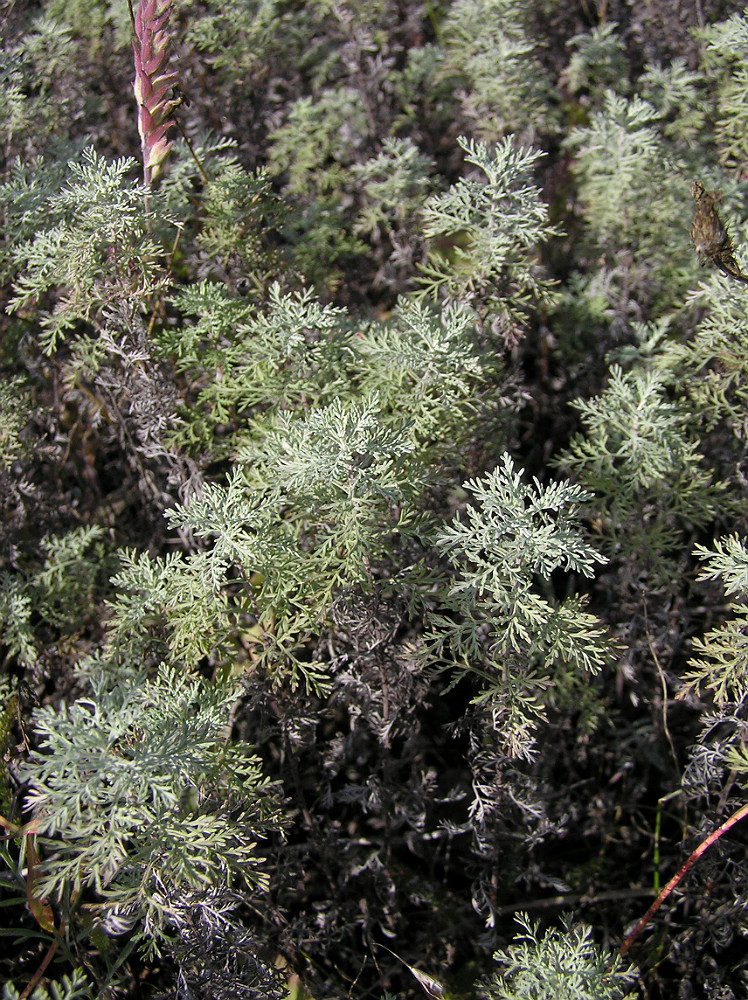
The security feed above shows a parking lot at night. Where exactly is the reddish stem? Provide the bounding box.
[620,799,748,956]
[19,922,65,1000]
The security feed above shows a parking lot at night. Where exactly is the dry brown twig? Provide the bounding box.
[690,179,748,285]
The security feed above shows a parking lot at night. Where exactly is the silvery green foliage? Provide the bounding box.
[0,571,37,669]
[0,526,107,670]
[105,547,235,667]
[565,92,685,256]
[20,662,280,954]
[42,0,133,51]
[0,377,33,473]
[266,86,370,287]
[352,138,434,239]
[0,145,81,284]
[563,90,697,317]
[7,147,170,353]
[483,912,637,1000]
[700,9,748,169]
[269,87,371,198]
[183,0,280,78]
[441,0,557,143]
[558,365,726,570]
[194,162,285,291]
[0,15,85,160]
[164,392,427,693]
[354,297,485,449]
[351,138,434,294]
[639,58,709,147]
[109,290,491,693]
[682,536,748,706]
[693,534,748,599]
[671,274,748,438]
[419,136,559,345]
[562,22,628,100]
[166,282,486,458]
[163,281,349,454]
[429,453,610,757]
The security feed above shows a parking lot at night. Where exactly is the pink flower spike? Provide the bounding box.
[132,0,179,186]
